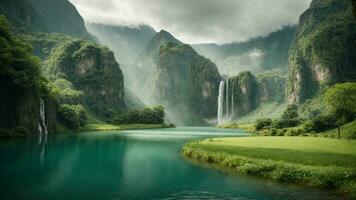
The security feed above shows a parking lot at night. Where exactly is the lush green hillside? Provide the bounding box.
[153,42,221,125]
[23,33,126,120]
[0,16,57,136]
[193,26,297,75]
[287,0,356,103]
[0,0,92,39]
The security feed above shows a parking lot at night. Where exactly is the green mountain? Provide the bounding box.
[135,30,183,99]
[0,16,57,136]
[154,42,221,125]
[193,26,297,75]
[26,34,126,118]
[287,0,356,104]
[0,0,92,39]
[0,0,126,133]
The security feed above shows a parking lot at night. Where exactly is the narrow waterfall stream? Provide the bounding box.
[38,98,48,136]
[217,81,225,125]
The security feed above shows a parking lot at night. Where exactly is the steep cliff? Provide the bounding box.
[226,71,286,119]
[287,0,356,103]
[0,0,92,39]
[0,16,56,136]
[135,30,184,102]
[39,36,126,118]
[228,72,258,117]
[154,42,221,125]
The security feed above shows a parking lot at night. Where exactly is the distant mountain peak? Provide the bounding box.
[149,29,181,44]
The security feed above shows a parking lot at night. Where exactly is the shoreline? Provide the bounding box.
[182,138,356,199]
[0,123,174,139]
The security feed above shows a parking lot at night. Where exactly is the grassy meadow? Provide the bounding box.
[183,136,356,198]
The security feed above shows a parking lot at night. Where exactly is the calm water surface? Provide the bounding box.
[0,127,343,200]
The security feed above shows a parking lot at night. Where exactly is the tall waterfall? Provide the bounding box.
[217,81,225,125]
[225,79,229,118]
[38,98,48,136]
[231,81,234,116]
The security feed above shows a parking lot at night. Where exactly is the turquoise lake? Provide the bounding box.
[0,127,342,200]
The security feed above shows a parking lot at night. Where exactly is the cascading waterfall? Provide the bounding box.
[231,81,234,117]
[38,98,48,136]
[38,98,48,164]
[225,79,229,118]
[217,81,225,125]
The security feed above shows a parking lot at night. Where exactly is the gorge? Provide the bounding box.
[0,0,355,199]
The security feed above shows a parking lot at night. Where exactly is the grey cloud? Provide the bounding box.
[70,0,312,44]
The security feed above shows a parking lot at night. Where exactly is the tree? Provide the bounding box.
[282,104,299,119]
[324,83,356,139]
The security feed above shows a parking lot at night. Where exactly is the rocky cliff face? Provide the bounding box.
[153,42,221,125]
[134,30,184,102]
[228,72,258,117]
[287,0,356,103]
[43,38,126,117]
[0,0,92,39]
[227,71,286,118]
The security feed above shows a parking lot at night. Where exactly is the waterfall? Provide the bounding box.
[226,79,229,118]
[217,81,225,125]
[231,81,234,118]
[38,98,48,136]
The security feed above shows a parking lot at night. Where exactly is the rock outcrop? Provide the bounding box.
[43,38,126,117]
[287,0,356,103]
[153,42,221,125]
[227,71,286,118]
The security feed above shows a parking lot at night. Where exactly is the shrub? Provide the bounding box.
[112,106,165,125]
[271,119,301,129]
[282,104,299,120]
[255,118,272,131]
[301,115,337,133]
[57,104,87,129]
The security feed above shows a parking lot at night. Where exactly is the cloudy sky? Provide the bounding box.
[70,0,312,44]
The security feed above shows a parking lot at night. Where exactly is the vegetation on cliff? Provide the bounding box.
[287,0,356,103]
[0,16,45,136]
[154,42,221,125]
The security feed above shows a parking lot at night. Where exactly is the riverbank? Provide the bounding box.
[79,123,173,132]
[182,137,356,199]
[0,123,173,138]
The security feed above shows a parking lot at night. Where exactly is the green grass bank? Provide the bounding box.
[182,137,356,198]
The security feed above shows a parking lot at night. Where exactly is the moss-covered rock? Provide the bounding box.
[41,37,126,119]
[287,0,356,103]
[229,71,258,117]
[153,42,221,125]
[227,70,286,119]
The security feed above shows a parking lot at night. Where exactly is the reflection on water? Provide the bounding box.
[38,134,47,166]
[0,127,344,200]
